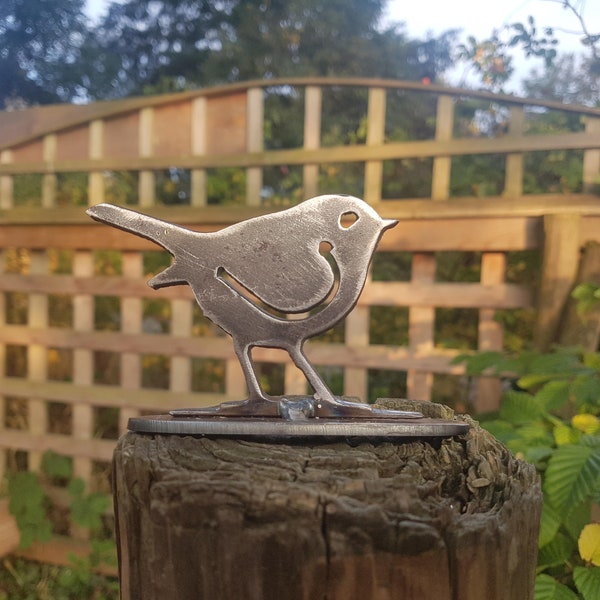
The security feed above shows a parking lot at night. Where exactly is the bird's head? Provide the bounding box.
[307,195,397,260]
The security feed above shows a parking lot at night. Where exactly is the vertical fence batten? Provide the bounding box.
[583,116,600,194]
[504,106,524,199]
[88,119,105,205]
[303,85,322,199]
[246,87,264,206]
[191,96,208,207]
[119,253,144,433]
[407,254,436,401]
[431,94,454,201]
[364,87,386,204]
[42,134,57,208]
[0,150,13,209]
[139,107,155,207]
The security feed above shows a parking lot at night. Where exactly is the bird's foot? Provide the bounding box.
[312,396,424,420]
[170,396,281,418]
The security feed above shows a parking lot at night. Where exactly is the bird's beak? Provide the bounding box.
[381,218,398,231]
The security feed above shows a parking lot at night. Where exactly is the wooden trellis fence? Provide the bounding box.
[0,77,599,562]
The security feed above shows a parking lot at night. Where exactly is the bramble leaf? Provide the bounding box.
[534,574,579,600]
[544,445,600,512]
[539,503,562,548]
[573,566,600,600]
[500,390,546,425]
[538,532,576,569]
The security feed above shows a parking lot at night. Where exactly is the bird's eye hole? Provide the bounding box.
[319,241,333,257]
[340,211,359,229]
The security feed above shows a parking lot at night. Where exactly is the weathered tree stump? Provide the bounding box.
[113,400,541,600]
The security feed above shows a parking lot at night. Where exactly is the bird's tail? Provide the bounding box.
[86,203,191,288]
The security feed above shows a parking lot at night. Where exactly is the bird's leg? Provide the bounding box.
[171,340,280,417]
[288,343,373,418]
[208,340,280,416]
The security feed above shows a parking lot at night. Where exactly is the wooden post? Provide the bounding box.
[534,214,581,351]
[558,241,600,350]
[113,399,541,600]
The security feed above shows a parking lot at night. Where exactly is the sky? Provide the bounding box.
[85,0,598,89]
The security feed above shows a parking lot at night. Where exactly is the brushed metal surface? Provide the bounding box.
[128,415,470,438]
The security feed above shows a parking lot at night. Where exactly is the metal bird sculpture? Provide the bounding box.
[87,195,469,438]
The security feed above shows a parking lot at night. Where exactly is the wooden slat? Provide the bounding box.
[246,87,264,206]
[0,429,114,463]
[583,116,600,194]
[0,376,223,412]
[88,119,104,205]
[72,252,94,489]
[303,85,322,198]
[42,134,57,208]
[138,107,155,207]
[0,250,6,482]
[3,195,600,227]
[345,302,369,399]
[0,150,13,208]
[0,344,464,405]
[27,251,48,471]
[170,298,192,396]
[3,78,600,155]
[0,214,547,252]
[0,324,232,358]
[364,87,386,203]
[191,96,207,206]
[360,281,531,309]
[407,254,436,401]
[476,253,506,412]
[504,106,524,198]
[2,130,598,176]
[431,95,453,200]
[119,253,143,433]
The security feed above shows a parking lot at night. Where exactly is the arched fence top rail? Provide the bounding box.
[1,77,600,152]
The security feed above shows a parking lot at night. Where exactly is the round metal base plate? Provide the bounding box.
[128,415,469,438]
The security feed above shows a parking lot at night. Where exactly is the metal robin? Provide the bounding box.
[87,195,401,418]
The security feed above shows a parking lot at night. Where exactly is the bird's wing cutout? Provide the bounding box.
[219,229,336,314]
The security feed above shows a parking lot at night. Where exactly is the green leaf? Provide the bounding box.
[562,501,592,543]
[572,376,600,410]
[539,503,562,548]
[554,424,581,447]
[41,450,72,480]
[573,566,600,600]
[451,351,506,375]
[538,532,576,569]
[481,419,517,443]
[500,390,546,425]
[67,477,85,499]
[525,445,554,464]
[535,574,579,600]
[70,490,110,531]
[544,445,600,512]
[535,380,571,412]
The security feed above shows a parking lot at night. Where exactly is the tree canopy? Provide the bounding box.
[0,0,459,107]
[0,0,88,108]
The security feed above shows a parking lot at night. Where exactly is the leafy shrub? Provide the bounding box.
[455,347,600,599]
[4,451,117,599]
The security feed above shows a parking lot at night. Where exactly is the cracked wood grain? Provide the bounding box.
[113,399,541,600]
